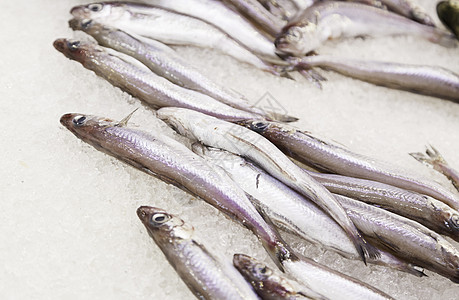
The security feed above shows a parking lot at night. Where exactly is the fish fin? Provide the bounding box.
[350,232,380,265]
[265,111,299,123]
[409,144,446,167]
[116,108,139,127]
[373,232,400,252]
[298,69,327,89]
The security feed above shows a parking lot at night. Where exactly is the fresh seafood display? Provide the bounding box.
[53,0,459,299]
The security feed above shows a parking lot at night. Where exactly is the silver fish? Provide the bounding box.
[293,55,459,101]
[141,0,280,61]
[233,253,328,299]
[410,145,459,192]
[221,0,286,36]
[60,112,294,267]
[307,171,459,241]
[68,19,297,123]
[157,107,380,264]
[238,119,459,210]
[137,206,260,299]
[70,2,274,71]
[336,194,459,283]
[380,0,435,26]
[194,145,425,276]
[53,39,260,122]
[276,1,456,56]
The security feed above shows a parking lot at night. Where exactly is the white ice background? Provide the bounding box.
[2,0,459,299]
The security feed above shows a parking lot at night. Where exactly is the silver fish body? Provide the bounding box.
[233,253,328,300]
[53,39,259,122]
[70,2,273,70]
[137,206,260,300]
[68,20,294,121]
[60,112,293,267]
[276,1,455,56]
[335,194,459,283]
[238,119,459,210]
[308,171,459,241]
[294,55,459,102]
[142,0,280,61]
[411,145,459,192]
[194,145,425,276]
[157,107,379,264]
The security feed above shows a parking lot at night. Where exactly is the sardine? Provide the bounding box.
[68,19,296,123]
[222,0,286,36]
[70,2,274,70]
[157,107,380,264]
[293,55,459,101]
[410,145,459,192]
[276,1,456,56]
[238,119,459,210]
[437,0,459,39]
[53,39,261,122]
[194,145,425,276]
[60,112,294,267]
[137,206,260,299]
[336,194,459,283]
[307,171,459,241]
[233,253,328,299]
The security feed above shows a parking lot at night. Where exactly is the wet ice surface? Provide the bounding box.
[2,0,459,299]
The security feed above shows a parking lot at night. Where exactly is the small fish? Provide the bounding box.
[60,112,295,268]
[336,194,459,283]
[233,253,328,299]
[137,206,260,299]
[238,119,459,211]
[194,145,425,276]
[276,1,456,56]
[70,2,276,71]
[379,0,435,26]
[157,107,380,264]
[68,19,297,122]
[53,38,260,122]
[307,171,459,241]
[437,0,459,39]
[410,145,459,192]
[293,55,459,102]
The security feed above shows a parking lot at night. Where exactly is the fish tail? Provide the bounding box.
[409,144,446,168]
[348,230,381,265]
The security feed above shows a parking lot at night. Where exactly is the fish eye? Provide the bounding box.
[68,41,80,51]
[288,27,303,41]
[251,121,268,133]
[450,215,459,229]
[72,115,86,126]
[255,263,271,276]
[88,3,103,12]
[151,213,170,224]
[81,19,93,29]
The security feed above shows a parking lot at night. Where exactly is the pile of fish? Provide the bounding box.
[55,1,459,299]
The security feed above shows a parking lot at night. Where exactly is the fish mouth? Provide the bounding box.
[53,39,67,53]
[60,113,74,128]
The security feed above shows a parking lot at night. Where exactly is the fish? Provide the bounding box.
[307,171,459,241]
[60,112,295,268]
[72,1,281,63]
[157,107,380,264]
[379,0,435,26]
[69,2,276,71]
[437,0,459,39]
[276,1,456,56]
[292,55,459,102]
[221,0,287,36]
[137,206,260,299]
[410,145,459,192]
[336,194,459,283]
[194,144,426,276]
[233,253,328,299]
[53,38,261,122]
[238,119,459,210]
[68,19,297,122]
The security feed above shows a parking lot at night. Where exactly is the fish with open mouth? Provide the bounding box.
[137,206,260,299]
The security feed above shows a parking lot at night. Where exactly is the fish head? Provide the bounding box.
[60,113,116,146]
[68,18,108,36]
[156,108,197,139]
[238,119,271,134]
[53,38,103,64]
[233,254,274,282]
[137,206,194,241]
[275,21,320,57]
[70,2,126,22]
